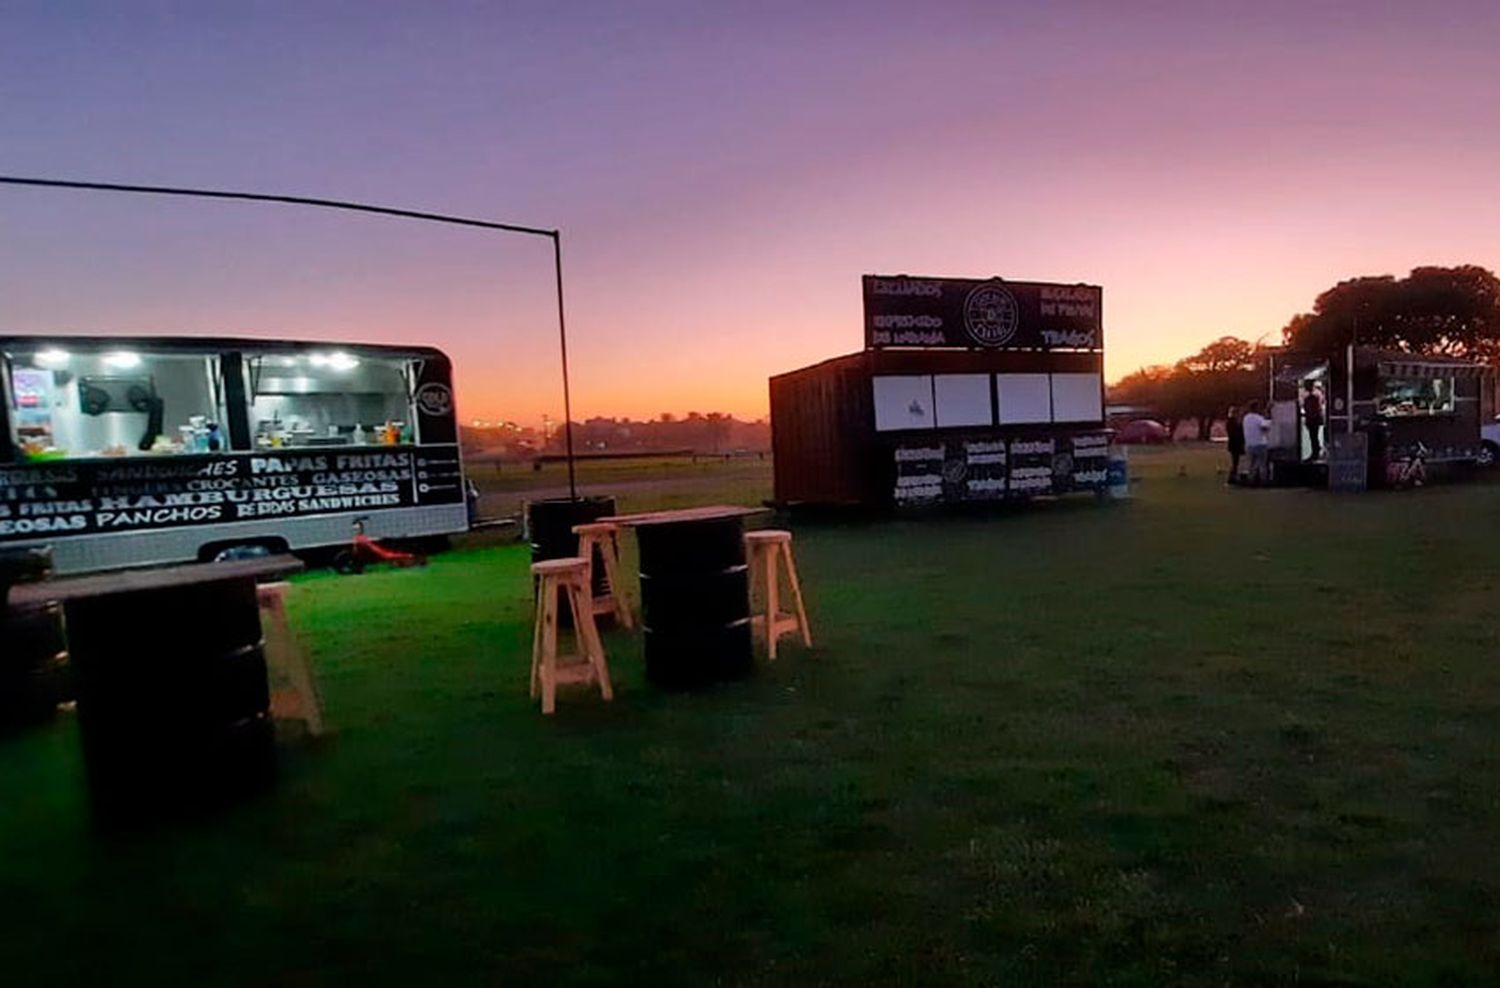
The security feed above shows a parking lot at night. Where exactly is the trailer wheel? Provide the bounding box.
[332,550,363,575]
[201,538,289,563]
[1478,441,1498,468]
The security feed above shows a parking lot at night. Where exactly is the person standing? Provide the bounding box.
[1302,383,1325,461]
[1242,401,1272,485]
[465,478,481,525]
[1226,405,1245,484]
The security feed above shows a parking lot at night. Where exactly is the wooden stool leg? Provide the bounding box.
[261,590,323,736]
[764,543,781,660]
[530,574,545,700]
[601,532,633,629]
[563,578,611,701]
[782,541,812,647]
[747,541,768,652]
[578,534,597,591]
[540,577,560,715]
[572,579,613,702]
[744,542,757,619]
[260,594,288,668]
[260,595,292,712]
[578,535,595,619]
[273,597,325,737]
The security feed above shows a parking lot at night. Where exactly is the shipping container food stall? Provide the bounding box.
[770,275,1109,508]
[1268,345,1491,488]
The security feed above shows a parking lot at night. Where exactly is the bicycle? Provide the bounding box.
[1386,442,1428,489]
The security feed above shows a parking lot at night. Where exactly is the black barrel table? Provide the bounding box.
[7,555,303,824]
[602,506,766,689]
[0,547,69,731]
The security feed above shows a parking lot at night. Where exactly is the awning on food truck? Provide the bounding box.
[1375,357,1487,380]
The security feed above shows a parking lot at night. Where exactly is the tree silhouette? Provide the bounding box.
[1176,336,1258,375]
[1109,338,1266,439]
[1282,265,1500,360]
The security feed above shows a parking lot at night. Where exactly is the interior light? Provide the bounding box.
[103,351,142,370]
[307,351,359,371]
[34,348,70,368]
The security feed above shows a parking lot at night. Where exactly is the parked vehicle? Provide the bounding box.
[1479,419,1500,466]
[1113,419,1170,444]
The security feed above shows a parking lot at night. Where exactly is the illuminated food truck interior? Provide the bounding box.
[244,349,417,448]
[1378,375,1455,417]
[4,342,426,460]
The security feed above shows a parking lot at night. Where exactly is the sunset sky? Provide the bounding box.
[3,2,1498,424]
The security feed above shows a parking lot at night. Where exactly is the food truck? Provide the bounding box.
[1268,345,1491,488]
[1,336,468,572]
[770,275,1109,508]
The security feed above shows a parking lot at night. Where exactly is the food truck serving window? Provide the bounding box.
[245,350,416,447]
[1050,373,1103,423]
[1379,376,1455,417]
[7,346,227,460]
[872,376,935,431]
[996,374,1053,424]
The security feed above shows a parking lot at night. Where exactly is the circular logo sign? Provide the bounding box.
[415,382,453,417]
[942,457,968,485]
[963,281,1020,347]
[1052,452,1074,479]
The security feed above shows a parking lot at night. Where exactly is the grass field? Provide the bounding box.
[5,446,1500,985]
[468,453,773,520]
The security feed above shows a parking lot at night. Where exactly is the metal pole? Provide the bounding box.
[552,232,578,500]
[0,173,584,497]
[1347,343,1356,435]
[1350,315,1359,436]
[0,175,555,236]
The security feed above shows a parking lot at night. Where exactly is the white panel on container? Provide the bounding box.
[996,373,1052,424]
[933,374,992,427]
[1050,373,1103,422]
[872,375,935,431]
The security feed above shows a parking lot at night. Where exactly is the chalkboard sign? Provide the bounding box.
[1052,433,1110,494]
[864,275,1102,351]
[891,432,1110,506]
[0,446,464,543]
[892,439,1008,505]
[1328,432,1368,493]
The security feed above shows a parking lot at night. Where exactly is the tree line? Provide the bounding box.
[1108,264,1500,438]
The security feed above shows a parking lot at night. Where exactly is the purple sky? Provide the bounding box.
[4,1,1498,421]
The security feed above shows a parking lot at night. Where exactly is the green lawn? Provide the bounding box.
[468,453,773,519]
[5,446,1500,985]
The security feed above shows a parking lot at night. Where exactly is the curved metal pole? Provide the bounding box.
[0,174,579,497]
[0,175,555,236]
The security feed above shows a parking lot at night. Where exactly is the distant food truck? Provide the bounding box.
[770,275,1110,508]
[1,336,468,573]
[1268,345,1492,488]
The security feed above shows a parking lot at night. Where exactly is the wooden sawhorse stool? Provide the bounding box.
[572,521,634,629]
[744,529,812,660]
[257,581,325,737]
[530,557,614,715]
